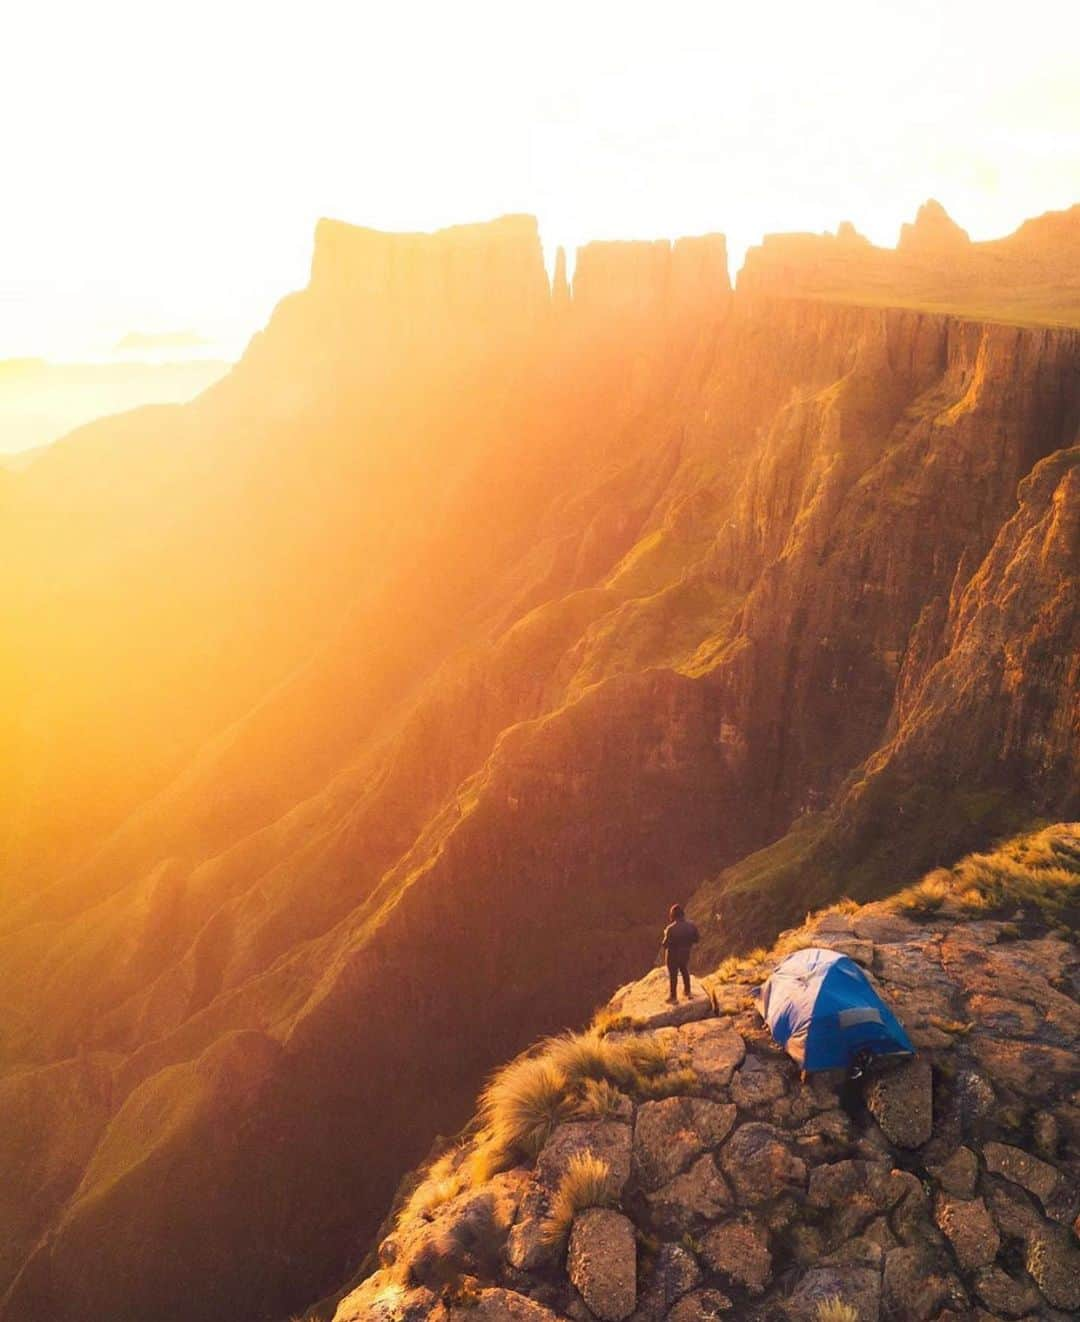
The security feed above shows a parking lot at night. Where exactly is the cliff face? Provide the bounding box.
[336,826,1080,1322]
[1,211,1079,1322]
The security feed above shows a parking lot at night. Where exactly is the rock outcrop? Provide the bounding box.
[335,849,1080,1321]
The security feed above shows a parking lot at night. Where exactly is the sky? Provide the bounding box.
[2,0,1079,362]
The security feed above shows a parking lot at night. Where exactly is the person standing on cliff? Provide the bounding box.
[661,904,700,1003]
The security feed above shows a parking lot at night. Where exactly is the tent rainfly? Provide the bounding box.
[754,946,915,1072]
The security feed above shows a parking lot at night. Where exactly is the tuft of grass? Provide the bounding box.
[888,824,1080,926]
[544,1031,622,1085]
[591,1008,639,1037]
[891,871,950,916]
[814,1298,858,1322]
[479,1054,570,1166]
[633,1066,699,1100]
[621,1034,669,1079]
[575,1078,627,1120]
[540,1153,617,1247]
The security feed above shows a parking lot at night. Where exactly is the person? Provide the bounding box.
[660,903,699,1003]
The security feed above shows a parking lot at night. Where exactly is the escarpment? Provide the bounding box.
[335,826,1080,1322]
[1,208,1079,1322]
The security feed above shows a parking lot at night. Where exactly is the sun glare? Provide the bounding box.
[0,0,1078,361]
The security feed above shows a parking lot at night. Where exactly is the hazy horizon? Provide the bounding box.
[3,0,1078,361]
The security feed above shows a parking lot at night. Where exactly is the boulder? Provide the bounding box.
[666,1289,732,1320]
[630,1242,700,1321]
[865,1057,933,1148]
[783,1264,881,1322]
[928,1145,979,1199]
[446,1288,565,1321]
[973,1266,1043,1317]
[699,1218,771,1294]
[567,1207,637,1322]
[983,1141,1061,1209]
[882,1246,956,1321]
[971,1037,1075,1098]
[333,1279,438,1321]
[633,1097,736,1190]
[730,1054,787,1109]
[678,1020,745,1087]
[606,968,713,1030]
[1024,1220,1080,1310]
[934,1194,1000,1269]
[645,1153,732,1234]
[507,1184,559,1271]
[721,1122,807,1204]
[536,1121,633,1194]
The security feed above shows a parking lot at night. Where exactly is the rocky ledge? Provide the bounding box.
[334,837,1079,1322]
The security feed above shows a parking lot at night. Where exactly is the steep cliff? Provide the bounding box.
[333,826,1080,1322]
[1,210,1078,1322]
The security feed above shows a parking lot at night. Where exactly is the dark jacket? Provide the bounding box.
[662,917,700,962]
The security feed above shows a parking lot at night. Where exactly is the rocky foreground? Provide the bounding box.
[336,848,1080,1322]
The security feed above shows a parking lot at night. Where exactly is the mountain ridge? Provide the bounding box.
[1,205,1078,1322]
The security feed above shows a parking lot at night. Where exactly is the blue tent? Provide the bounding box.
[754,947,915,1072]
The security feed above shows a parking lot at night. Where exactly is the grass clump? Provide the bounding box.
[540,1153,617,1247]
[591,1008,639,1036]
[575,1078,627,1120]
[479,1054,570,1167]
[476,1027,684,1173]
[892,871,951,916]
[886,824,1080,925]
[814,1299,859,1322]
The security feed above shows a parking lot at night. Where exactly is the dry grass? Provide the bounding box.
[814,1299,859,1322]
[575,1078,627,1120]
[540,1153,617,1246]
[474,1027,684,1174]
[892,870,951,916]
[479,1054,570,1167]
[591,1008,640,1037]
[888,824,1080,923]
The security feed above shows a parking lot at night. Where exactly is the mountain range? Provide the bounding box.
[0,201,1077,1322]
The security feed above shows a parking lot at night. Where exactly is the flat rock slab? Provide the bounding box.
[568,1207,637,1322]
[851,910,921,943]
[536,1120,633,1194]
[865,1056,933,1148]
[607,968,714,1029]
[633,1097,736,1190]
[678,1019,745,1087]
[816,936,875,967]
